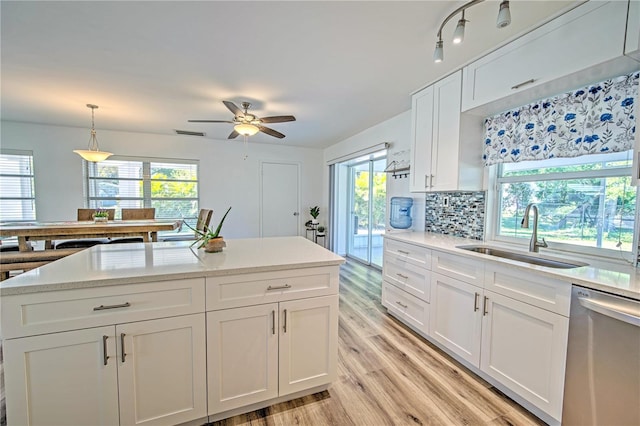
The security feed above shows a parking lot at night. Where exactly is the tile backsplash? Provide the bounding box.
[424,191,486,240]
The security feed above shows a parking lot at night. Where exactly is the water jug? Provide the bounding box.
[390,197,413,229]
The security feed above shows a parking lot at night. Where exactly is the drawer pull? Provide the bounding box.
[102,335,110,366]
[93,302,131,311]
[120,333,127,363]
[474,292,480,312]
[396,273,409,279]
[396,301,408,309]
[430,174,435,188]
[283,309,288,333]
[483,296,489,316]
[267,284,292,291]
[397,250,409,255]
[511,78,535,90]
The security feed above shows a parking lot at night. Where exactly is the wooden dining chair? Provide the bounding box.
[55,208,115,249]
[161,208,212,242]
[111,208,156,244]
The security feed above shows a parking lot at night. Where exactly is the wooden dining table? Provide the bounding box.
[0,219,181,252]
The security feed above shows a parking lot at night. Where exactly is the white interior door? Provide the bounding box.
[261,162,300,237]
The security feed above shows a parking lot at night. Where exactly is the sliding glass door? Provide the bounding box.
[347,156,386,267]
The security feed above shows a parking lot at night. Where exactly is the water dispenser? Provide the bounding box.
[389,197,413,229]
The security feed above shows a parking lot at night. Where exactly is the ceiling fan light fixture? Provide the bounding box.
[74,104,113,163]
[496,0,511,28]
[234,122,259,136]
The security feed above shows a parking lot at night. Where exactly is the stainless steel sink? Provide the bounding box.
[456,245,588,269]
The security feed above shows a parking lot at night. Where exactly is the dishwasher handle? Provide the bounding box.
[578,297,640,327]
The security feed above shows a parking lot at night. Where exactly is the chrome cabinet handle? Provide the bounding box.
[397,250,409,255]
[430,174,434,188]
[483,296,489,316]
[120,333,127,363]
[396,273,409,279]
[511,79,535,90]
[474,292,480,312]
[424,174,429,189]
[102,335,110,366]
[267,284,292,291]
[396,301,408,309]
[272,310,276,335]
[93,302,131,311]
[283,309,288,333]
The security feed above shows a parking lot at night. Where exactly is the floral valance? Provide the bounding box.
[483,71,639,166]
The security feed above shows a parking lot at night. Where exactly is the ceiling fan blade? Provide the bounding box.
[188,120,233,123]
[228,130,240,139]
[258,125,285,139]
[260,115,296,124]
[223,101,244,117]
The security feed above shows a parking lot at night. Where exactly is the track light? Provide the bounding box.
[496,0,511,28]
[432,0,512,63]
[453,11,467,44]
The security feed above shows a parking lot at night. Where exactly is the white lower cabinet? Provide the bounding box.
[429,272,483,366]
[3,314,207,426]
[207,295,338,416]
[480,290,569,421]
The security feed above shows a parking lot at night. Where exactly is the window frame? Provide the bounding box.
[83,155,200,225]
[487,151,638,262]
[0,149,36,223]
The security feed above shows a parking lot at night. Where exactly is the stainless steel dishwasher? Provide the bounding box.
[562,285,640,426]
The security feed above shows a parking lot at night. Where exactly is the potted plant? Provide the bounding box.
[185,206,232,253]
[310,206,320,224]
[316,225,325,235]
[93,209,109,223]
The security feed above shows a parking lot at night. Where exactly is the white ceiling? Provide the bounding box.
[1,1,579,149]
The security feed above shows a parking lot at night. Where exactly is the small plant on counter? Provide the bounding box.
[94,209,109,218]
[185,206,232,251]
[310,206,320,223]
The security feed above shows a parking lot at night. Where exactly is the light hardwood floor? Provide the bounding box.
[212,260,545,426]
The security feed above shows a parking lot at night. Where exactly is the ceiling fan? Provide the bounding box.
[188,101,296,139]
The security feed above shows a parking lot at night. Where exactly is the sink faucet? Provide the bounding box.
[521,203,548,253]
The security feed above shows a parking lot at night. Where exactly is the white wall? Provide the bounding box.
[322,110,425,252]
[1,121,324,238]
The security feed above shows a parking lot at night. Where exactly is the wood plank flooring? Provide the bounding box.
[212,260,546,426]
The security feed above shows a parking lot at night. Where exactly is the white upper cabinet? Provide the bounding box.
[461,1,630,112]
[410,70,482,192]
[625,0,640,62]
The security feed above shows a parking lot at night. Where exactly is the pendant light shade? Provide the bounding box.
[234,122,259,136]
[452,11,467,44]
[496,0,511,28]
[433,39,444,63]
[73,104,113,162]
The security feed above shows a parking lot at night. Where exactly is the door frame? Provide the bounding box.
[259,160,301,238]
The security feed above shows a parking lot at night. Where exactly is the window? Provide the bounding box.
[85,157,199,226]
[0,150,36,222]
[493,150,635,255]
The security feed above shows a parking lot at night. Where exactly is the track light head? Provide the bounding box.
[497,0,511,28]
[453,18,466,44]
[433,39,444,63]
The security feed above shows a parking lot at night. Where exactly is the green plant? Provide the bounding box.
[317,225,325,233]
[184,206,232,249]
[94,209,109,218]
[310,206,320,219]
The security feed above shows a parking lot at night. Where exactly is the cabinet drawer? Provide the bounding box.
[484,265,571,316]
[1,278,206,339]
[431,251,484,286]
[206,266,339,310]
[383,254,430,302]
[382,282,429,334]
[384,239,431,269]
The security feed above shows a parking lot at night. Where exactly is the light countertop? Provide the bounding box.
[0,237,345,296]
[384,232,640,301]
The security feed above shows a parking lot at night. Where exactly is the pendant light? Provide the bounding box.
[433,0,511,63]
[73,104,113,162]
[234,122,259,136]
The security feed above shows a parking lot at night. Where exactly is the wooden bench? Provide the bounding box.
[0,248,84,280]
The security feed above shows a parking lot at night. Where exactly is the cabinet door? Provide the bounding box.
[429,273,482,366]
[279,295,338,396]
[480,291,569,421]
[410,85,434,192]
[207,303,279,414]
[625,0,640,62]
[117,314,207,425]
[382,281,430,333]
[431,70,462,191]
[3,326,119,426]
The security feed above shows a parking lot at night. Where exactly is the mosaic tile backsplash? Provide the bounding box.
[425,191,486,240]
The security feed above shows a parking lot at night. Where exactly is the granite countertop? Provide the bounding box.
[384,232,640,301]
[0,236,345,296]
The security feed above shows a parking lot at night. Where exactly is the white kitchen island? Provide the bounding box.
[0,237,344,426]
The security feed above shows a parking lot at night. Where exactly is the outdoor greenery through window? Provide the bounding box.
[495,150,635,253]
[85,156,198,231]
[0,150,36,222]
